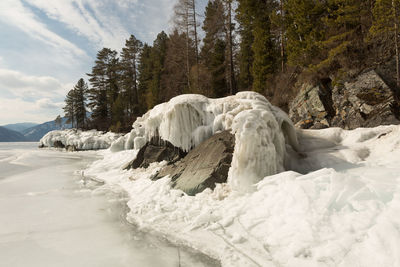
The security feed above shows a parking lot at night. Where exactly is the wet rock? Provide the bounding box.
[154,130,235,196]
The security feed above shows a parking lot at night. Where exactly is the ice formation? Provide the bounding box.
[39,129,121,150]
[110,91,298,191]
[85,124,400,266]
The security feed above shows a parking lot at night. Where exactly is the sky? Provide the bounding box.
[0,0,207,125]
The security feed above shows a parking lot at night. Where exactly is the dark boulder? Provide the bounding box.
[125,137,186,170]
[154,130,235,196]
[53,140,65,148]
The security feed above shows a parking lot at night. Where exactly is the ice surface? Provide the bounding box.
[85,125,400,266]
[39,129,121,150]
[111,91,299,191]
[0,143,218,267]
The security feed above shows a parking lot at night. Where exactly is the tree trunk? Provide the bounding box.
[185,5,191,91]
[280,0,285,72]
[393,0,400,87]
[226,0,237,95]
[133,56,138,115]
[192,0,200,92]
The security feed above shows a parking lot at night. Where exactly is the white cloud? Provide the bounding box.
[0,68,69,99]
[0,97,62,124]
[0,0,86,57]
[24,0,131,50]
[36,98,64,109]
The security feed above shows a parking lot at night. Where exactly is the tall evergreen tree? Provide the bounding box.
[63,78,88,129]
[138,44,154,112]
[120,35,143,119]
[284,0,326,67]
[162,30,193,101]
[236,0,254,90]
[236,0,277,93]
[74,78,88,129]
[146,32,168,109]
[370,0,400,87]
[211,39,228,97]
[251,0,277,93]
[63,89,76,128]
[223,0,237,94]
[87,48,119,130]
[202,0,228,96]
[315,0,371,74]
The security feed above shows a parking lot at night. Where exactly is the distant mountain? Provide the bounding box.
[22,117,72,141]
[0,126,27,142]
[2,122,39,133]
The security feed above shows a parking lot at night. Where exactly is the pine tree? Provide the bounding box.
[63,78,88,129]
[146,32,168,109]
[87,48,120,130]
[74,78,88,129]
[223,0,237,94]
[284,0,326,67]
[370,0,400,87]
[236,0,254,90]
[314,0,371,74]
[63,89,76,128]
[138,44,154,112]
[202,0,227,96]
[251,0,277,93]
[120,35,143,119]
[211,39,228,97]
[162,30,193,100]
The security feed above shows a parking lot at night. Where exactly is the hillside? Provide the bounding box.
[0,127,27,142]
[2,123,39,133]
[22,118,72,142]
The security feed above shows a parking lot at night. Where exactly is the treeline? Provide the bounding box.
[63,0,400,132]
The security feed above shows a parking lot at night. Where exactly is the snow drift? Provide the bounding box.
[39,129,121,150]
[85,124,400,266]
[110,91,298,191]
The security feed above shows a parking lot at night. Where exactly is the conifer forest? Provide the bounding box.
[63,0,400,132]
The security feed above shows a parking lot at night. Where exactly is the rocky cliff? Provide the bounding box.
[289,70,400,129]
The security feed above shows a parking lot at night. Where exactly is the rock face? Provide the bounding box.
[289,70,400,129]
[154,130,235,196]
[125,137,186,169]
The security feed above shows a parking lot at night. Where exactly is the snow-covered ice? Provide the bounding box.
[85,123,400,265]
[39,129,121,150]
[35,92,400,266]
[0,143,218,267]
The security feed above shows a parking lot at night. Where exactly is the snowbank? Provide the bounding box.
[110,92,298,191]
[39,129,122,150]
[85,125,400,266]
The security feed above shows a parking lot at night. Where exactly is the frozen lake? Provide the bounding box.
[0,143,218,267]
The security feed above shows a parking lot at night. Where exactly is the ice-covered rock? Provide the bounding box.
[39,129,122,151]
[114,91,299,192]
[155,130,235,195]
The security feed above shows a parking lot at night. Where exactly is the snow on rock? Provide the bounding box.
[39,129,122,150]
[111,91,298,192]
[84,124,400,266]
